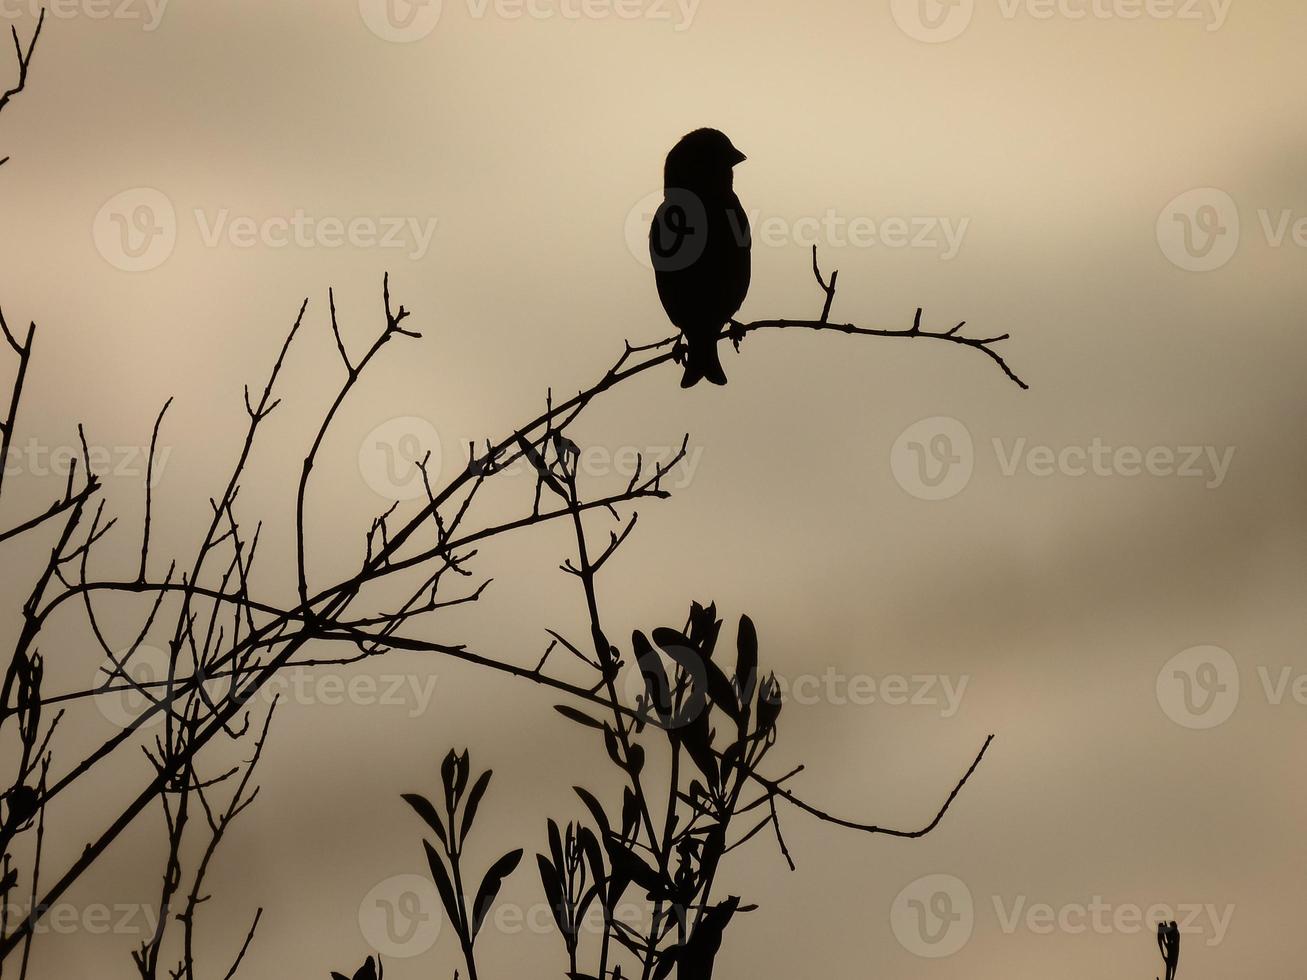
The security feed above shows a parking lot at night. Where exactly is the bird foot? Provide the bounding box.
[728,320,747,352]
[672,338,688,365]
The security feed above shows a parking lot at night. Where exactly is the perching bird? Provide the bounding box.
[649,128,751,388]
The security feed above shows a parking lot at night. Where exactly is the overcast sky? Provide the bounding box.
[0,1,1304,977]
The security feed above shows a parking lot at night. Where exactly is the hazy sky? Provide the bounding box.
[0,1,1304,977]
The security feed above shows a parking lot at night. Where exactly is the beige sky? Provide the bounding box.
[0,0,1304,977]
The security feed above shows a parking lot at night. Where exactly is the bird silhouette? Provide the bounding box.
[649,128,751,388]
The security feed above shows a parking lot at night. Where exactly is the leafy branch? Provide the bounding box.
[404,750,522,980]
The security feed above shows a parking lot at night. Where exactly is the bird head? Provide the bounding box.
[664,128,747,190]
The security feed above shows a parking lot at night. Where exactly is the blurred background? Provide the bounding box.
[0,0,1303,976]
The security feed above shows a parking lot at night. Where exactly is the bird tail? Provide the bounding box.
[681,331,728,388]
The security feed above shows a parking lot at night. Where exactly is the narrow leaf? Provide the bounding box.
[578,826,605,885]
[554,704,607,730]
[402,793,448,848]
[459,769,493,844]
[735,614,759,709]
[677,711,718,788]
[423,839,465,941]
[455,750,470,799]
[620,787,639,839]
[441,749,459,812]
[536,853,569,939]
[472,848,523,939]
[573,786,611,841]
[547,818,565,874]
[603,725,624,769]
[703,658,741,724]
[633,631,673,719]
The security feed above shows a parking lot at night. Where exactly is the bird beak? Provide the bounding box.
[732,149,748,165]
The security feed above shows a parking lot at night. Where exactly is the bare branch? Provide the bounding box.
[140,397,174,582]
[0,9,45,167]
